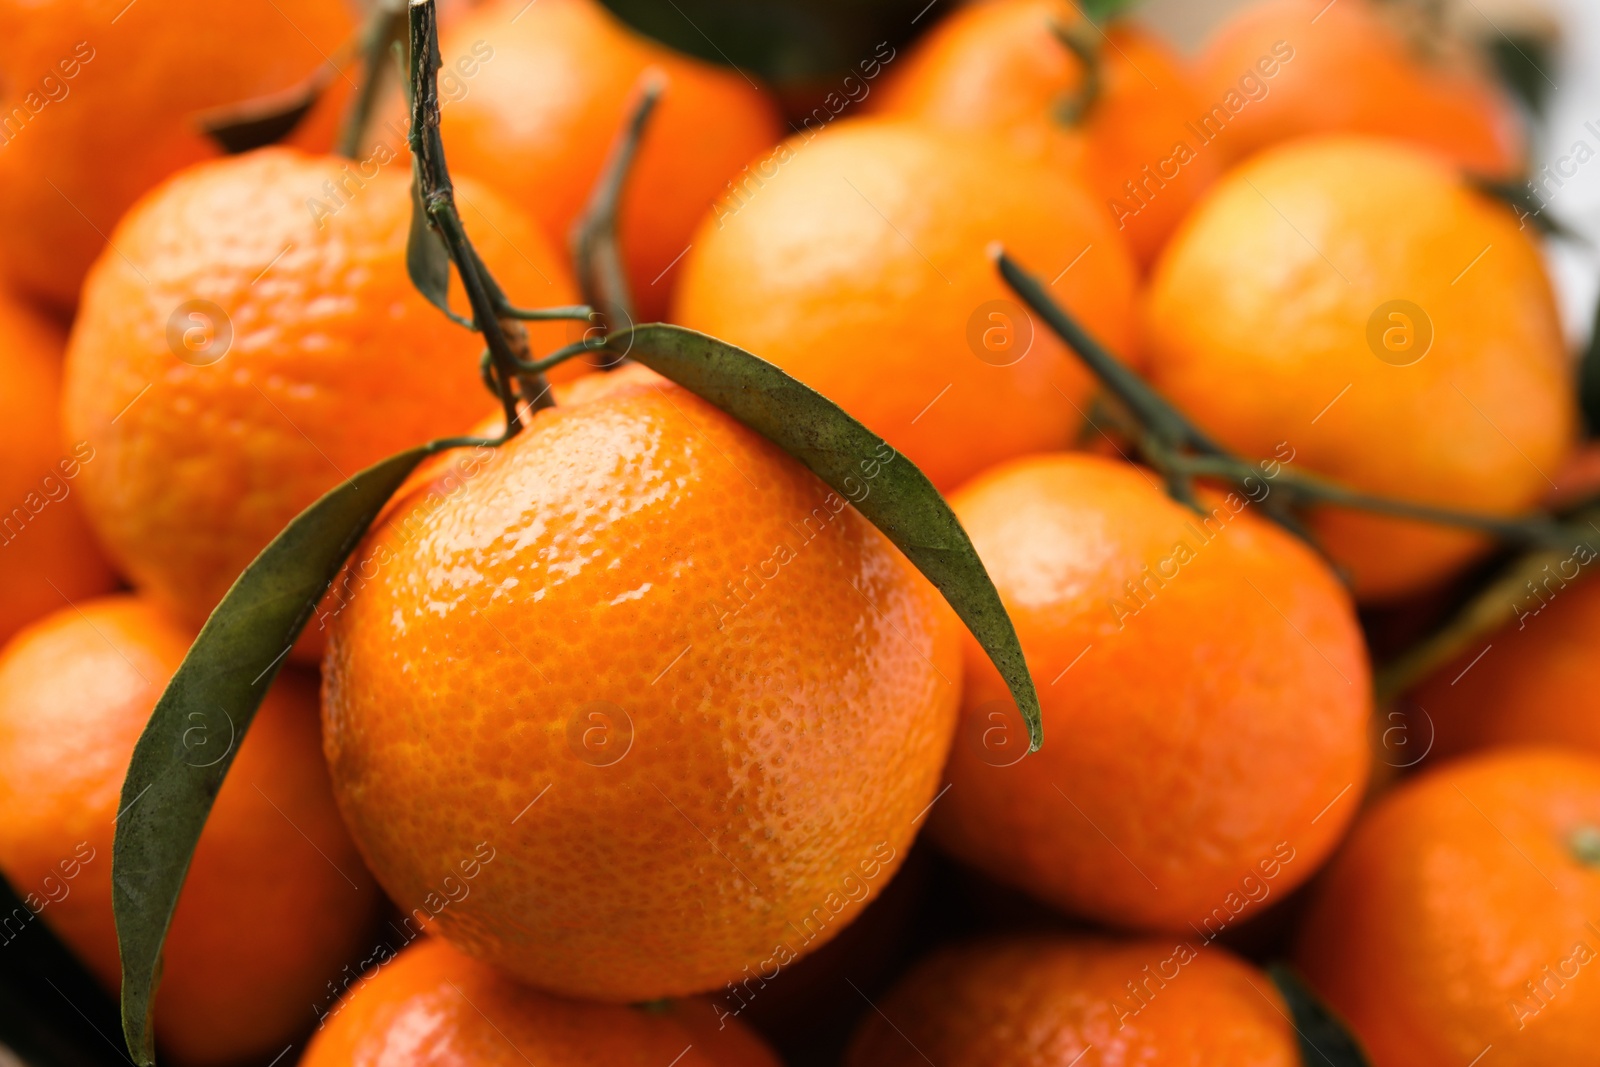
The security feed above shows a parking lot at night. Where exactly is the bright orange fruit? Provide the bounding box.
[322,366,962,1001]
[873,0,1223,268]
[61,147,579,656]
[432,0,784,322]
[0,595,379,1065]
[0,0,355,312]
[302,937,782,1067]
[1296,747,1600,1066]
[934,453,1371,932]
[0,289,117,646]
[1195,0,1524,176]
[1142,136,1573,601]
[844,935,1301,1066]
[673,116,1139,492]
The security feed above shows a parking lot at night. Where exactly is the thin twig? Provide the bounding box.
[338,0,407,160]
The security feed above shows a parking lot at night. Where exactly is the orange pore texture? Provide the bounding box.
[0,291,118,645]
[303,937,780,1067]
[1195,0,1524,177]
[1142,136,1573,602]
[936,453,1371,932]
[672,116,1139,493]
[322,368,963,1001]
[433,0,783,323]
[844,935,1300,1067]
[1413,575,1600,761]
[0,0,356,313]
[873,0,1223,268]
[0,594,379,1065]
[61,147,579,656]
[1296,748,1600,1067]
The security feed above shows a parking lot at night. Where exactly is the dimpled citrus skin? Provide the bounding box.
[0,292,117,646]
[434,0,783,323]
[844,936,1300,1067]
[1296,749,1600,1067]
[303,938,781,1067]
[322,367,962,1000]
[873,0,1222,268]
[1143,136,1573,602]
[1412,577,1600,760]
[0,0,355,312]
[672,117,1139,493]
[935,454,1371,932]
[1197,0,1524,177]
[62,147,579,652]
[0,595,379,1065]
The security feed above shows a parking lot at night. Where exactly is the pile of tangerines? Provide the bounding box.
[0,0,1596,1064]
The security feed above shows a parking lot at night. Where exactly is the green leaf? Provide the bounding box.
[1268,964,1372,1067]
[406,162,458,323]
[1079,0,1141,23]
[620,323,1043,750]
[196,62,336,155]
[112,439,484,1064]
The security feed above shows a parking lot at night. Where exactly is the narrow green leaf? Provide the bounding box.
[620,323,1043,750]
[1268,964,1372,1067]
[196,62,335,155]
[406,163,458,322]
[1079,0,1140,23]
[113,439,483,1064]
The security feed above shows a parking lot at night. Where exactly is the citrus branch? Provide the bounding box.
[405,0,593,429]
[572,73,664,365]
[338,0,407,160]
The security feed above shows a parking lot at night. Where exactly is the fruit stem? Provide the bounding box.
[406,0,556,430]
[998,248,1600,553]
[1049,21,1103,126]
[572,73,664,367]
[338,0,408,161]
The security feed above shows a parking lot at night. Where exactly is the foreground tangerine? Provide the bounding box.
[1196,0,1523,176]
[1296,748,1600,1066]
[0,595,379,1065]
[934,453,1371,932]
[433,0,783,322]
[303,938,781,1067]
[844,935,1300,1066]
[322,366,962,1001]
[0,0,355,312]
[62,147,578,655]
[0,289,117,646]
[1142,136,1573,601]
[673,117,1138,492]
[874,0,1222,267]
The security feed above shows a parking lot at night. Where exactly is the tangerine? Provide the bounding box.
[844,935,1301,1066]
[0,595,379,1064]
[672,116,1139,492]
[432,0,784,322]
[934,453,1371,932]
[874,0,1223,268]
[0,0,355,312]
[322,366,962,1000]
[1142,135,1574,601]
[1296,747,1600,1066]
[61,146,579,654]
